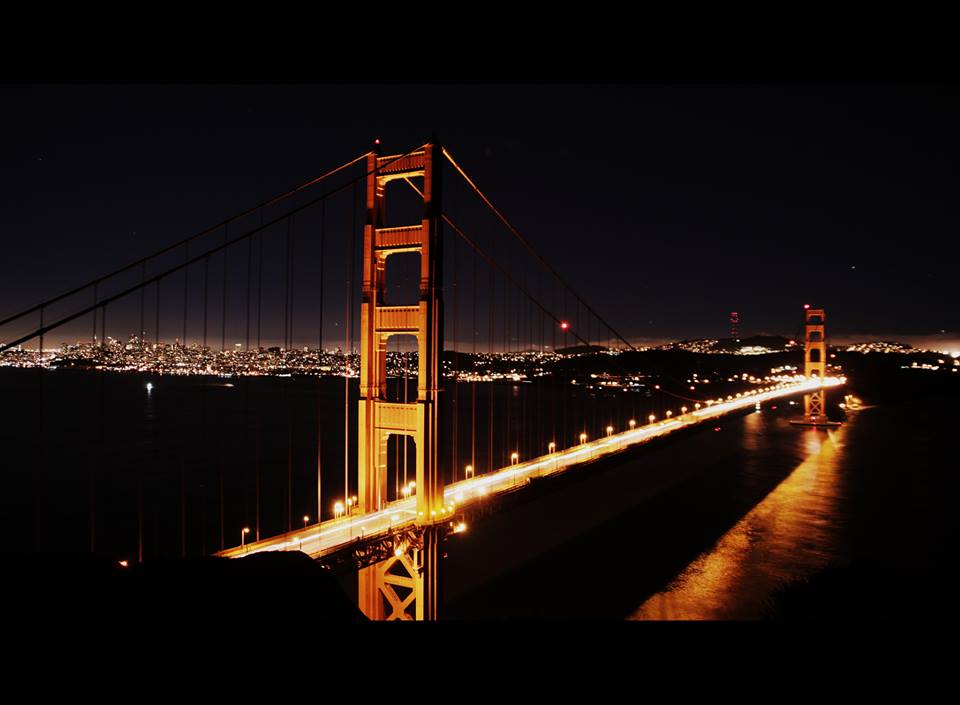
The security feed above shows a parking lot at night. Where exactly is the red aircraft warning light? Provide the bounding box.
[803,303,810,309]
[560,321,569,330]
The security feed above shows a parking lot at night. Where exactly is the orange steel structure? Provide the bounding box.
[356,142,444,620]
[803,307,827,420]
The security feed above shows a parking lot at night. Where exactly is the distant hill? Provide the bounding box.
[555,344,608,355]
[712,334,794,352]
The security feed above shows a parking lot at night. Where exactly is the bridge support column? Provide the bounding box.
[357,141,444,620]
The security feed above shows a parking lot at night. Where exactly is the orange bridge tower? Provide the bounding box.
[356,141,444,620]
[790,306,840,427]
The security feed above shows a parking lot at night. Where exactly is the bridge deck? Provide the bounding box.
[217,376,845,561]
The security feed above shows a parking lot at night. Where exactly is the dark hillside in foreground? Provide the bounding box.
[9,550,366,629]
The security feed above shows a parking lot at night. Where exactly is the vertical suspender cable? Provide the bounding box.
[92,283,98,345]
[203,255,209,349]
[452,212,458,483]
[471,235,477,478]
[488,265,493,473]
[287,212,297,350]
[257,211,264,350]
[155,280,160,347]
[140,262,146,343]
[246,227,252,350]
[317,191,326,525]
[182,243,188,346]
[221,226,228,352]
[344,180,357,519]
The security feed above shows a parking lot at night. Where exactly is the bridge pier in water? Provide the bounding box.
[356,142,444,620]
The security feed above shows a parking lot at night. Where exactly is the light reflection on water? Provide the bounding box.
[630,412,848,620]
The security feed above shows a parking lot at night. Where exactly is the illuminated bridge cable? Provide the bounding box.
[0,145,428,353]
[257,212,264,349]
[442,147,638,353]
[434,195,716,409]
[182,243,189,347]
[203,254,209,349]
[246,227,252,350]
[288,212,297,349]
[317,189,326,525]
[284,217,291,351]
[343,179,357,522]
[0,152,371,331]
[92,283,97,346]
[222,225,228,352]
[452,203,459,483]
[402,178,598,353]
[139,262,145,344]
[471,237,477,478]
[154,279,160,347]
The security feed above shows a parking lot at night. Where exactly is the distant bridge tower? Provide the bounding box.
[803,306,826,420]
[729,311,739,340]
[356,141,444,620]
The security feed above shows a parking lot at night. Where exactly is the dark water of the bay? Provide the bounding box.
[0,367,639,560]
[441,376,959,620]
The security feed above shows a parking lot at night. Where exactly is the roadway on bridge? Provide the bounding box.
[218,376,845,561]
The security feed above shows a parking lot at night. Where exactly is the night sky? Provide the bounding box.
[3,84,957,347]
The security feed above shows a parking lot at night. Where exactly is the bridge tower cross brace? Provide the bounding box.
[803,308,827,419]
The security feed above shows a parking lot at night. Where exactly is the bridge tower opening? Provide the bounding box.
[356,141,444,620]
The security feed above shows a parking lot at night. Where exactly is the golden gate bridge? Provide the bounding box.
[0,138,844,620]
